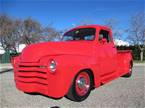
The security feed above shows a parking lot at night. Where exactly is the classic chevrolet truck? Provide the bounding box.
[12,25,133,102]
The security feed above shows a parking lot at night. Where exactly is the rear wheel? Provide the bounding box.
[122,63,132,78]
[66,70,93,102]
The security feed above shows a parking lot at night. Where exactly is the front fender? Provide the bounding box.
[40,54,100,97]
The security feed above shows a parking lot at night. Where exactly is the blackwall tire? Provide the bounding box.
[122,63,132,78]
[66,70,93,102]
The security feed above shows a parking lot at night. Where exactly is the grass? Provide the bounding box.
[133,60,145,63]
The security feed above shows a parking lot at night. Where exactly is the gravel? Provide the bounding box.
[0,66,144,108]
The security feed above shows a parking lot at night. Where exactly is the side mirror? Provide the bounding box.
[101,38,107,44]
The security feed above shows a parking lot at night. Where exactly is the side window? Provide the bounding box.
[99,30,111,43]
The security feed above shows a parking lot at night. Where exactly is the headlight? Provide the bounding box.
[49,59,56,72]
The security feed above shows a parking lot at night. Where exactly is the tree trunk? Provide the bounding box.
[140,50,143,61]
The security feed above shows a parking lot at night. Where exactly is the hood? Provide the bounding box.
[20,41,93,62]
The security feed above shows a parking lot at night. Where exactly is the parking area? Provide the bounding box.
[0,65,144,108]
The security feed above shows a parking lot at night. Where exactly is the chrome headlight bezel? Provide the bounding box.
[49,59,57,72]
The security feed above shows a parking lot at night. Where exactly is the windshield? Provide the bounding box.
[62,28,96,41]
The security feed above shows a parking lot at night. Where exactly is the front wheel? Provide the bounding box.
[66,70,93,102]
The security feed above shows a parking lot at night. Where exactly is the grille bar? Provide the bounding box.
[17,72,47,79]
[18,67,47,73]
[16,77,48,85]
[17,80,48,85]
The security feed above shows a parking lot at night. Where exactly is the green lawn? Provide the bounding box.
[133,60,145,63]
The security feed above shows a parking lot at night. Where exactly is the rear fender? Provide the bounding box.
[117,51,133,75]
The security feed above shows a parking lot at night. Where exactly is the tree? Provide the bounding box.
[42,27,61,41]
[0,15,62,54]
[128,11,145,61]
[0,15,18,53]
[0,15,43,53]
[21,17,42,44]
[103,18,122,39]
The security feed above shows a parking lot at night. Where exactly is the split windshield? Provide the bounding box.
[62,28,96,41]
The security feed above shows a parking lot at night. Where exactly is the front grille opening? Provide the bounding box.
[16,63,48,86]
[19,65,40,68]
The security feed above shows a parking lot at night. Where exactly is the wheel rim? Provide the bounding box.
[75,72,90,96]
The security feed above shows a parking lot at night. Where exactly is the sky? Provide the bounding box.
[0,0,144,33]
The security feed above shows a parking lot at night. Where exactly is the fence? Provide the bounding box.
[117,45,145,61]
[0,51,11,63]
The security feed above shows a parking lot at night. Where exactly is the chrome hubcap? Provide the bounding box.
[77,77,89,89]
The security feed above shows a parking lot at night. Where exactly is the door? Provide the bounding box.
[97,29,117,77]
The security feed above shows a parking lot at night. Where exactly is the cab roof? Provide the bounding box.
[72,24,111,31]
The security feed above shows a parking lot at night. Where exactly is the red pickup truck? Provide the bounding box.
[12,25,133,102]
